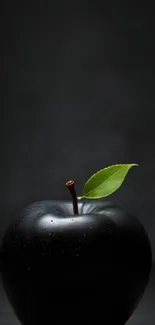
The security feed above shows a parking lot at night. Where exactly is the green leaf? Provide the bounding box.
[78,163,138,199]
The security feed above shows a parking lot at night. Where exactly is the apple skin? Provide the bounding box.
[0,199,152,325]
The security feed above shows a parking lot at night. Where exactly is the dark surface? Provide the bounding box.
[0,263,155,325]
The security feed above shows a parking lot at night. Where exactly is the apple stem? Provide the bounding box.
[65,180,79,215]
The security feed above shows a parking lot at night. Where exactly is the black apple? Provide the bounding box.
[0,190,152,325]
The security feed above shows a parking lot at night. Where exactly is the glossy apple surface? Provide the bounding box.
[0,199,152,325]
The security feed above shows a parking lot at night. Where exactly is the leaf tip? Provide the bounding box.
[131,163,139,167]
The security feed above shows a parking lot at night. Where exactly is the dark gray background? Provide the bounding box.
[0,1,155,324]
